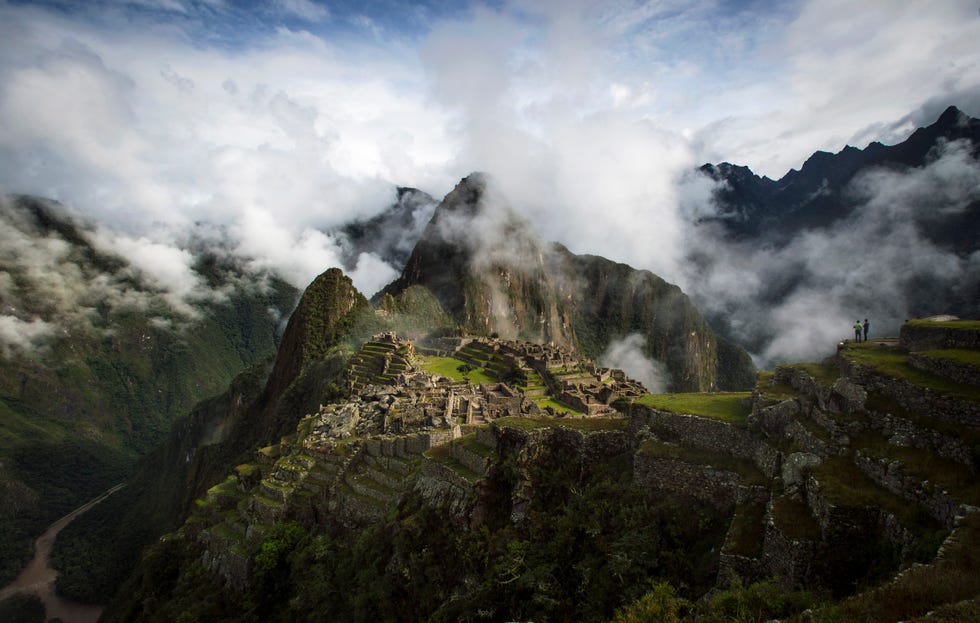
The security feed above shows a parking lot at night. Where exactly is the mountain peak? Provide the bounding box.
[937,105,966,127]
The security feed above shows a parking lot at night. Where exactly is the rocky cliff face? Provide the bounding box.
[381,173,755,391]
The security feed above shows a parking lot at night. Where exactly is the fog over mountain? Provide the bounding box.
[1,1,979,366]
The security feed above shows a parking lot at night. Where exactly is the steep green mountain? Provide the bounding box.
[50,269,456,604]
[0,195,298,586]
[100,318,980,623]
[379,173,755,391]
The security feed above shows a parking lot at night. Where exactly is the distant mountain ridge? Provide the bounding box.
[700,105,980,247]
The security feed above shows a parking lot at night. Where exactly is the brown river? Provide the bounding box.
[0,484,125,623]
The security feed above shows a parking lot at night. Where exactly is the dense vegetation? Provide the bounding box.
[109,447,731,623]
[0,283,296,587]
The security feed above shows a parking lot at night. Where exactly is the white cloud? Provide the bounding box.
[92,230,217,317]
[599,333,670,393]
[0,315,56,356]
[683,140,980,367]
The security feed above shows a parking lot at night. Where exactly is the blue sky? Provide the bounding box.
[0,0,978,298]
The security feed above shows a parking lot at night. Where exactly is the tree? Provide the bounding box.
[457,363,475,379]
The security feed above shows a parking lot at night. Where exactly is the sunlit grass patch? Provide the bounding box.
[635,392,751,426]
[534,396,585,415]
[419,356,496,384]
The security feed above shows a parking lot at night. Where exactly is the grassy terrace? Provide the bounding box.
[422,443,484,483]
[456,432,497,458]
[634,392,751,427]
[810,456,943,535]
[638,439,769,486]
[841,342,980,401]
[419,356,496,385]
[860,444,980,506]
[793,513,980,623]
[534,397,586,415]
[919,348,980,368]
[755,371,800,404]
[785,362,841,387]
[494,415,627,433]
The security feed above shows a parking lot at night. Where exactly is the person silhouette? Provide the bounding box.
[863,318,869,342]
[853,320,862,342]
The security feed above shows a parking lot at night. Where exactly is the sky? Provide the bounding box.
[1,0,979,365]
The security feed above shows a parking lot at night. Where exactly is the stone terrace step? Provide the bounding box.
[344,472,402,505]
[364,453,417,476]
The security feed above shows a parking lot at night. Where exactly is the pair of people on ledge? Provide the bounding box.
[853,318,870,342]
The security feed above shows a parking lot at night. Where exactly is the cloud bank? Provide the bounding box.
[0,0,978,366]
[684,139,980,366]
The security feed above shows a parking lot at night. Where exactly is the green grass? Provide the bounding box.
[635,392,752,427]
[494,415,628,433]
[534,397,586,415]
[841,342,980,401]
[419,356,496,384]
[755,371,801,403]
[786,362,841,387]
[637,440,769,486]
[860,445,980,506]
[863,391,980,446]
[810,456,942,534]
[919,349,980,368]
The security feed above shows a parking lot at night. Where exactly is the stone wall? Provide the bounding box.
[908,352,980,388]
[804,475,911,552]
[900,324,980,352]
[633,455,739,510]
[761,520,816,588]
[451,441,491,475]
[864,409,975,469]
[853,451,961,528]
[630,405,780,477]
[836,358,980,426]
[415,457,477,522]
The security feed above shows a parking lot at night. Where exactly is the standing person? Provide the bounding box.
[853,320,862,342]
[863,318,869,342]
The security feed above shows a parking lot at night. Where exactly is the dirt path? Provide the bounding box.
[0,483,126,623]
